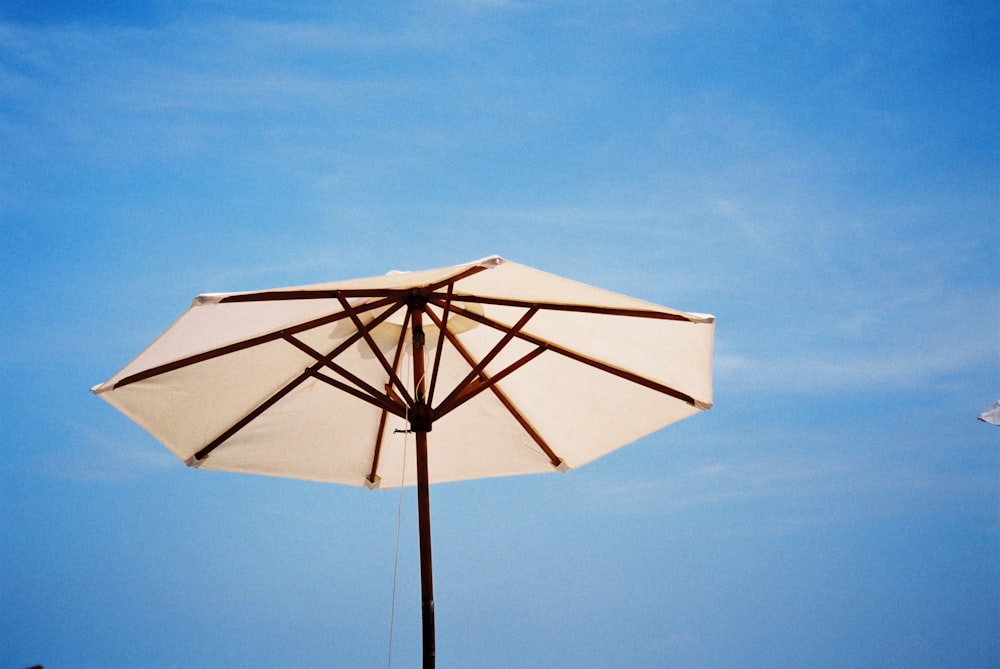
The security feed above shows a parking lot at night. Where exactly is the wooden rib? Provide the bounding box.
[308,369,407,418]
[426,292,702,322]
[434,345,547,420]
[336,294,413,407]
[421,262,492,294]
[219,288,408,303]
[193,370,310,461]
[433,306,538,417]
[367,309,411,487]
[215,262,491,305]
[190,303,406,462]
[425,283,453,407]
[424,309,563,469]
[113,294,401,389]
[284,336,406,417]
[427,296,703,407]
[126,265,494,389]
[193,341,405,463]
[369,387,392,487]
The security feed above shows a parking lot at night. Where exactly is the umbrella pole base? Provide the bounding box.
[416,429,435,669]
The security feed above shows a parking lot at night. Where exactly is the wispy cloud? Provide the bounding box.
[37,420,175,483]
[586,448,997,534]
[715,330,996,395]
[434,0,531,12]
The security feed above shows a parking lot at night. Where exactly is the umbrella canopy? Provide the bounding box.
[979,399,1000,427]
[93,256,714,487]
[93,255,714,667]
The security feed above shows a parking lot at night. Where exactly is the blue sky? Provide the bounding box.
[2,2,997,668]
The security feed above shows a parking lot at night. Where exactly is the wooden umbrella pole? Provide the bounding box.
[409,296,436,669]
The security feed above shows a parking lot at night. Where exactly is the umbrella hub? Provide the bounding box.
[408,401,433,433]
[407,290,433,433]
[406,291,428,313]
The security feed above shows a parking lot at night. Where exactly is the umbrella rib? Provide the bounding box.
[367,308,411,487]
[421,263,492,294]
[434,345,547,420]
[196,357,404,465]
[282,335,408,417]
[425,283,453,407]
[427,297,708,409]
[433,306,539,416]
[213,262,488,305]
[308,369,407,417]
[336,294,414,407]
[219,288,409,303]
[426,292,706,323]
[192,370,311,462]
[189,305,408,463]
[424,309,564,469]
[111,294,401,389]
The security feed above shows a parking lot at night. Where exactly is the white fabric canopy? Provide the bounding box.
[93,256,714,487]
[978,400,1000,427]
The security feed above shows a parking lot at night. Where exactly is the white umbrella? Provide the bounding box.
[978,399,1000,426]
[93,255,714,667]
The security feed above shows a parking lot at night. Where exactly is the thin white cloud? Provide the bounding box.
[434,0,531,12]
[585,447,997,536]
[38,420,176,483]
[715,334,996,395]
[5,6,994,402]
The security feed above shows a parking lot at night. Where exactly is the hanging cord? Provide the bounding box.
[386,417,407,669]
